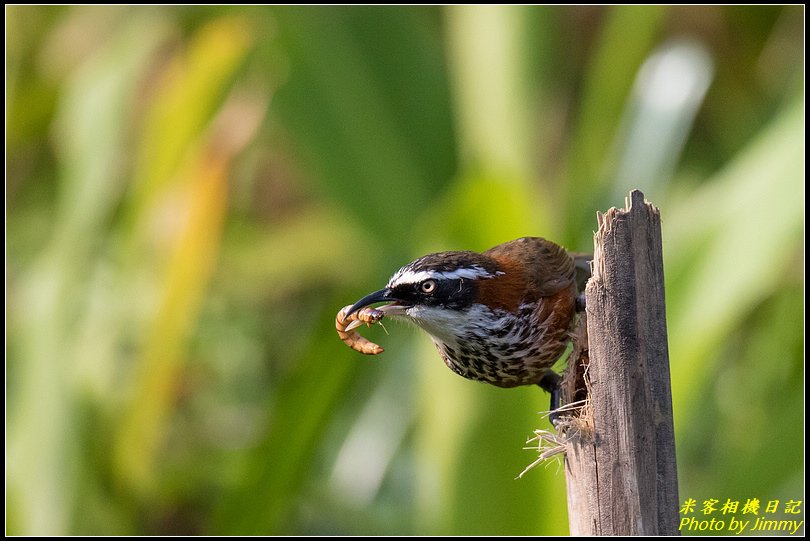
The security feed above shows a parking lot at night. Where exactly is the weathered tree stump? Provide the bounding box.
[563,190,679,535]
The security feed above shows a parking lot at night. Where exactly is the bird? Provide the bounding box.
[344,237,589,419]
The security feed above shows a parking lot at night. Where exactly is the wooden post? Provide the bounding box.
[563,190,679,535]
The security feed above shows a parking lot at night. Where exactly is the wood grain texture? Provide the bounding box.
[564,190,679,535]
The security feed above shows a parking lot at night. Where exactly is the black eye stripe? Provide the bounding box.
[391,277,478,310]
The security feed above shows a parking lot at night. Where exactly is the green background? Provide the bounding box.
[6,5,804,535]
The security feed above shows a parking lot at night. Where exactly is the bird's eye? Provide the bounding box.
[420,279,437,294]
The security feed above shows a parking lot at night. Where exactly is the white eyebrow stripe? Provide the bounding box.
[387,266,500,288]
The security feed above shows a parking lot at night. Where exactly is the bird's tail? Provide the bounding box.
[569,252,592,293]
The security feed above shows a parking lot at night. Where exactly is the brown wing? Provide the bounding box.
[484,237,576,298]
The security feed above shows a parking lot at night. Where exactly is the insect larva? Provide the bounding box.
[335,305,385,355]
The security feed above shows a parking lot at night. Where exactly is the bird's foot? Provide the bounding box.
[538,371,563,428]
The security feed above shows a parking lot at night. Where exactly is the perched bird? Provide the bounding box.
[344,237,589,416]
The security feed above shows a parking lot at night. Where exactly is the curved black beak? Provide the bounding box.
[346,288,397,317]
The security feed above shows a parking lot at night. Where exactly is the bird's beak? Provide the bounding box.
[346,288,410,319]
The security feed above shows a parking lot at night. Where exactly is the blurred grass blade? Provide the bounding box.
[665,93,804,422]
[126,16,253,226]
[269,6,456,246]
[413,173,544,254]
[112,17,255,495]
[610,39,714,201]
[443,6,554,235]
[113,141,230,492]
[6,11,170,535]
[445,6,532,180]
[563,5,666,245]
[210,302,364,534]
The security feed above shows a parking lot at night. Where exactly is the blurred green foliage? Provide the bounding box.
[6,5,804,535]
